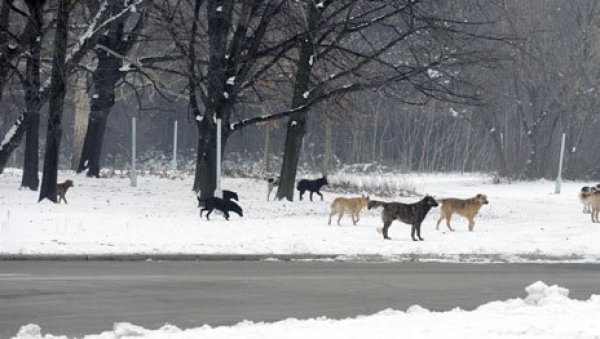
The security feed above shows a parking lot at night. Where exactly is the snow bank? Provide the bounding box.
[12,282,600,339]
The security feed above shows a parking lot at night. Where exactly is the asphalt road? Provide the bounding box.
[1,261,600,337]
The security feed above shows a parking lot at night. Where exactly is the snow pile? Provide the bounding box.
[11,282,600,339]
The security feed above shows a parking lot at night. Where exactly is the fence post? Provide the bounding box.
[554,133,566,194]
[215,119,222,198]
[130,116,137,187]
[171,120,178,171]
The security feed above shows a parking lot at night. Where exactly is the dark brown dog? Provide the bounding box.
[57,180,74,204]
[368,195,439,241]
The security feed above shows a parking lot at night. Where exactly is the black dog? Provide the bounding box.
[222,189,239,201]
[368,195,438,241]
[197,196,243,220]
[297,176,328,201]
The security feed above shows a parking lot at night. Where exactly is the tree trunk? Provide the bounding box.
[77,9,129,177]
[0,0,12,103]
[39,0,70,203]
[0,115,27,174]
[193,119,230,197]
[20,0,45,190]
[323,116,333,172]
[78,110,109,177]
[71,73,89,170]
[276,3,319,201]
[263,122,271,173]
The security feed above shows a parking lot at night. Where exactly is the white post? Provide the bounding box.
[215,118,222,198]
[171,120,178,171]
[130,116,137,187]
[554,133,566,194]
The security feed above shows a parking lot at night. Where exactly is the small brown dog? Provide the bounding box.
[57,180,74,204]
[328,195,370,226]
[436,193,489,232]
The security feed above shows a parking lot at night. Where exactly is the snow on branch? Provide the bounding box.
[0,114,25,152]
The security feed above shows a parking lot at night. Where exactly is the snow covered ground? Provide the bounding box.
[13,281,600,339]
[1,168,600,262]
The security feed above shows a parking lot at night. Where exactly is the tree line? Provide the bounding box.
[1,0,598,203]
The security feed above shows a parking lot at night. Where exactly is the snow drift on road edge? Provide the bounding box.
[13,281,600,339]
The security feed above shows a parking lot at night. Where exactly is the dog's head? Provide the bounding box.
[320,175,329,185]
[423,195,438,207]
[64,180,74,188]
[475,193,489,205]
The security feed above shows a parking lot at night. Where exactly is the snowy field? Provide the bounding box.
[1,168,600,262]
[13,281,600,339]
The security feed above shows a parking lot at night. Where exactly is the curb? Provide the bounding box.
[0,254,341,261]
[0,253,595,263]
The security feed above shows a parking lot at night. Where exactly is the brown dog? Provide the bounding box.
[436,193,489,232]
[328,195,370,226]
[57,180,74,204]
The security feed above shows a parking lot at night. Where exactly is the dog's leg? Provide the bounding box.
[206,209,212,220]
[317,191,323,201]
[299,190,304,201]
[224,211,230,220]
[63,196,68,205]
[328,209,334,225]
[468,218,475,231]
[309,191,314,202]
[337,209,344,226]
[353,212,359,225]
[411,224,418,241]
[436,213,444,230]
[415,223,424,241]
[445,213,455,232]
[382,220,392,240]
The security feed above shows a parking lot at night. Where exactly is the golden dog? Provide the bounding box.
[436,193,489,232]
[328,195,370,226]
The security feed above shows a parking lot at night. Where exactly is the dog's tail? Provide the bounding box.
[367,200,387,210]
[228,200,244,217]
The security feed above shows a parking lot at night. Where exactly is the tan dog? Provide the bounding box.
[588,191,600,223]
[57,180,74,204]
[328,195,370,226]
[436,193,489,232]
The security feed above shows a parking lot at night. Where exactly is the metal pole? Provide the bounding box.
[171,120,178,171]
[130,116,137,187]
[554,133,566,194]
[215,119,222,198]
